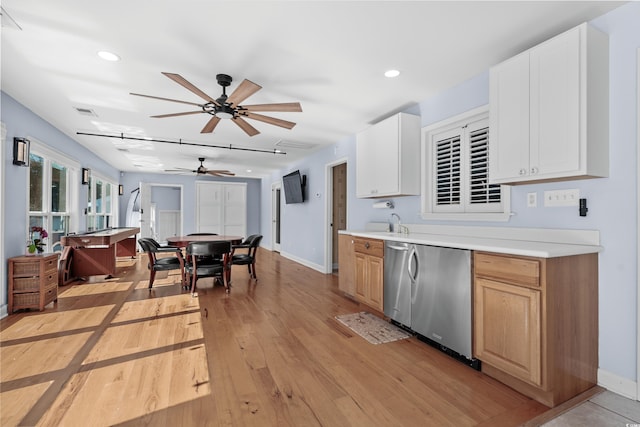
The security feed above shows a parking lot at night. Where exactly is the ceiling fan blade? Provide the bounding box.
[162,72,220,105]
[201,116,221,133]
[165,168,197,173]
[244,112,297,130]
[206,170,235,177]
[233,116,260,136]
[130,92,204,107]
[226,79,262,107]
[241,102,302,112]
[151,111,203,118]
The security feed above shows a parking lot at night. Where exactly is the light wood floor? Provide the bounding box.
[0,248,620,426]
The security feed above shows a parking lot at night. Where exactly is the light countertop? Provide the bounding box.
[339,230,603,258]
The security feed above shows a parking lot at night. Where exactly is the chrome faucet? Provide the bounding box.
[390,213,401,233]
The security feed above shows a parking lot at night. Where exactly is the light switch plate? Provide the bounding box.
[527,192,537,207]
[544,189,580,207]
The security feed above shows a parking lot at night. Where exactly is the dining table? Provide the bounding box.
[166,235,243,247]
[166,235,243,287]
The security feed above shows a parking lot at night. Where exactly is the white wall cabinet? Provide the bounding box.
[489,23,609,185]
[356,112,420,198]
[196,182,247,237]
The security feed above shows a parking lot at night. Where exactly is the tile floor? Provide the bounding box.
[544,391,640,426]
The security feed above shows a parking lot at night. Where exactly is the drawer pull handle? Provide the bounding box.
[365,242,370,249]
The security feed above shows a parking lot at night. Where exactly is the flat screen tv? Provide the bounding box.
[283,170,305,204]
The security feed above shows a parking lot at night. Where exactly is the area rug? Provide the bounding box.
[335,312,411,345]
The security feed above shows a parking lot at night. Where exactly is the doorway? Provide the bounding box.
[272,181,281,252]
[324,158,348,273]
[139,183,183,240]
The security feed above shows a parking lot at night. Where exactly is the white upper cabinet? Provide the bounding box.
[356,112,421,198]
[489,23,609,185]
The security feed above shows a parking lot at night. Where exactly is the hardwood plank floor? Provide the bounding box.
[1,248,601,426]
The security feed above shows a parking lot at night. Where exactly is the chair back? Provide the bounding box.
[138,238,157,263]
[187,241,231,258]
[248,235,263,254]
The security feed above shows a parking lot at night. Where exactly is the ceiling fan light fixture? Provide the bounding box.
[216,111,234,120]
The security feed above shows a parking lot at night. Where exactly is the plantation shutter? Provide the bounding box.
[465,117,503,213]
[433,128,463,212]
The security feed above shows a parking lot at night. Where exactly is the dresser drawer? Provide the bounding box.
[474,253,540,287]
[353,238,384,258]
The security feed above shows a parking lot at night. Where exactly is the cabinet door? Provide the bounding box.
[356,115,399,197]
[338,235,355,296]
[223,184,247,237]
[367,255,384,311]
[196,182,222,233]
[489,51,531,183]
[474,277,542,386]
[530,26,581,178]
[354,253,368,301]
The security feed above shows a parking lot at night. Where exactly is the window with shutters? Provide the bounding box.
[421,106,511,221]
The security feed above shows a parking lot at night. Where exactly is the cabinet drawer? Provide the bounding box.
[13,292,40,310]
[475,253,540,287]
[353,238,384,258]
[44,283,58,305]
[13,276,40,292]
[43,271,57,287]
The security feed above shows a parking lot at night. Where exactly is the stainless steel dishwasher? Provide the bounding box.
[384,241,475,364]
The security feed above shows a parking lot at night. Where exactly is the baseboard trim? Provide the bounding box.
[279,251,326,273]
[598,368,638,400]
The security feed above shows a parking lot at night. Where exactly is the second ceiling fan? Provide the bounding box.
[131,72,302,136]
[166,157,235,177]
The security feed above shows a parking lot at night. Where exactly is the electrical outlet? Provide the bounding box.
[544,189,580,207]
[527,192,537,207]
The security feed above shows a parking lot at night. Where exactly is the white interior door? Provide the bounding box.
[139,182,152,238]
[158,211,180,243]
[272,182,281,252]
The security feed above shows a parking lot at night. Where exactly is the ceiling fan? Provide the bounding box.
[131,72,302,137]
[165,157,235,177]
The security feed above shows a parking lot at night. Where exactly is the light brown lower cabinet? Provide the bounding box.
[338,234,355,296]
[473,251,598,408]
[353,237,384,312]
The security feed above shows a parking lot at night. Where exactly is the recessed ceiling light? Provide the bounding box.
[384,69,400,78]
[97,50,120,61]
[246,169,252,173]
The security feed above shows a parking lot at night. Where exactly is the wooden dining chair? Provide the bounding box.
[137,238,185,289]
[185,241,231,294]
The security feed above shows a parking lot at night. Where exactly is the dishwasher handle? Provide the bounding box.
[387,244,409,251]
[407,246,419,283]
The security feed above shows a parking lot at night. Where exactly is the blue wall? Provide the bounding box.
[1,93,120,259]
[118,171,261,236]
[263,2,640,385]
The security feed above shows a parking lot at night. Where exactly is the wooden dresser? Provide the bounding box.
[8,253,59,313]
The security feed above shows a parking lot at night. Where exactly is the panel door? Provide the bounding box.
[354,253,368,301]
[367,255,384,311]
[223,183,247,237]
[196,182,222,234]
[489,51,531,183]
[474,277,542,386]
[530,25,581,178]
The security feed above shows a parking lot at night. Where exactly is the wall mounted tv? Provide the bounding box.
[283,170,306,204]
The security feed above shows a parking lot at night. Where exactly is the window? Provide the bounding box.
[86,172,116,230]
[28,141,79,251]
[421,106,510,221]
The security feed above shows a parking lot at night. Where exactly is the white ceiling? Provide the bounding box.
[1,1,623,178]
